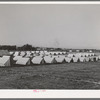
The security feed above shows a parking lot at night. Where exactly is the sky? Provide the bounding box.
[0,4,100,49]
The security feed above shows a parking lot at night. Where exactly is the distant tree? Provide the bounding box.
[0,45,16,51]
[32,47,37,51]
[22,44,33,51]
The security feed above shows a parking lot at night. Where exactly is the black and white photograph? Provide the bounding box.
[0,3,100,90]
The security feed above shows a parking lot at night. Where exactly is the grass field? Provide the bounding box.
[0,62,100,89]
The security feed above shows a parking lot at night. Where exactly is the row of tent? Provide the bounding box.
[10,51,67,57]
[0,50,99,67]
[13,55,100,66]
[10,51,96,58]
[0,54,100,67]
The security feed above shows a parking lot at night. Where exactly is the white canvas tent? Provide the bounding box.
[79,57,85,62]
[16,57,30,65]
[40,51,44,54]
[88,53,91,57]
[72,57,79,62]
[51,55,58,58]
[0,56,10,66]
[44,56,57,64]
[92,53,94,56]
[89,57,94,61]
[9,51,14,55]
[25,52,32,57]
[85,53,89,57]
[55,56,65,63]
[31,57,45,64]
[98,55,100,60]
[13,56,22,61]
[44,52,50,56]
[62,51,66,54]
[67,54,74,58]
[93,56,99,61]
[14,51,19,56]
[20,51,25,57]
[85,57,90,62]
[31,51,35,53]
[75,53,81,57]
[64,57,72,63]
[35,51,40,53]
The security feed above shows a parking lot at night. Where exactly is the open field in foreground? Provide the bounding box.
[0,62,100,89]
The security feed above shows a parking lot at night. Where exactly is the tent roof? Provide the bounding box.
[16,58,30,65]
[44,56,55,63]
[55,57,65,62]
[32,57,43,64]
[13,56,22,61]
[0,56,10,66]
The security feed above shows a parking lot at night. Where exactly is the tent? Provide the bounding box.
[62,51,66,55]
[85,57,90,62]
[72,57,79,62]
[13,56,22,61]
[14,51,19,56]
[88,53,91,57]
[31,57,45,64]
[96,56,99,61]
[26,51,31,56]
[92,53,94,56]
[9,51,14,55]
[85,53,89,57]
[78,57,85,62]
[98,55,100,60]
[25,52,32,57]
[0,56,10,66]
[75,53,82,57]
[44,52,50,56]
[20,51,26,57]
[16,57,30,65]
[31,51,35,53]
[35,51,40,53]
[89,57,94,62]
[55,56,65,63]
[67,54,75,58]
[64,57,72,63]
[93,56,99,61]
[44,56,57,64]
[40,51,44,54]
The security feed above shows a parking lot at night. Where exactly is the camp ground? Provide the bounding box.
[0,49,100,90]
[0,50,99,66]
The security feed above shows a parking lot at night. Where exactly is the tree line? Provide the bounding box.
[0,44,100,52]
[0,44,36,51]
